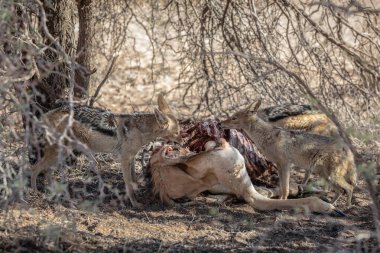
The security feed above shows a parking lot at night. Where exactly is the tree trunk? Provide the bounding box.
[75,0,95,98]
[34,0,75,110]
[26,0,76,164]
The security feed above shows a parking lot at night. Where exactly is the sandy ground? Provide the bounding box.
[0,152,378,252]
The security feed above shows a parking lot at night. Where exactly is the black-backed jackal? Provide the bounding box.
[221,99,357,207]
[258,104,340,137]
[29,95,182,207]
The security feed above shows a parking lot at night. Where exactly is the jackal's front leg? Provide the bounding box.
[130,157,137,184]
[121,156,142,208]
[278,165,291,199]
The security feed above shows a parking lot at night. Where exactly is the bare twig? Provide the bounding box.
[89,56,118,106]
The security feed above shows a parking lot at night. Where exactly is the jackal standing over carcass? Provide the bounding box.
[221,99,357,207]
[29,94,182,207]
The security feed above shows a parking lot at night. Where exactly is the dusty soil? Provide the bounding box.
[0,153,378,253]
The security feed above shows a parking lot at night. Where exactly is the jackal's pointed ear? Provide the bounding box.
[157,94,174,115]
[154,108,169,128]
[243,101,256,114]
[243,98,262,115]
[253,98,262,112]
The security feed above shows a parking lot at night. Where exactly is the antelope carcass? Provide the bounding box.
[148,138,344,216]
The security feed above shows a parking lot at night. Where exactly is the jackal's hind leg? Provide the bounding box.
[331,177,354,207]
[298,167,313,195]
[30,145,59,191]
[302,168,312,185]
[331,186,343,205]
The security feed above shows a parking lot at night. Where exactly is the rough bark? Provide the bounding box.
[75,0,95,98]
[35,0,76,111]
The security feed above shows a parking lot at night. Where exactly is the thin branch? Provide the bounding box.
[89,56,117,106]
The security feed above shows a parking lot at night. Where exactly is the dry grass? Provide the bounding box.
[0,145,378,252]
